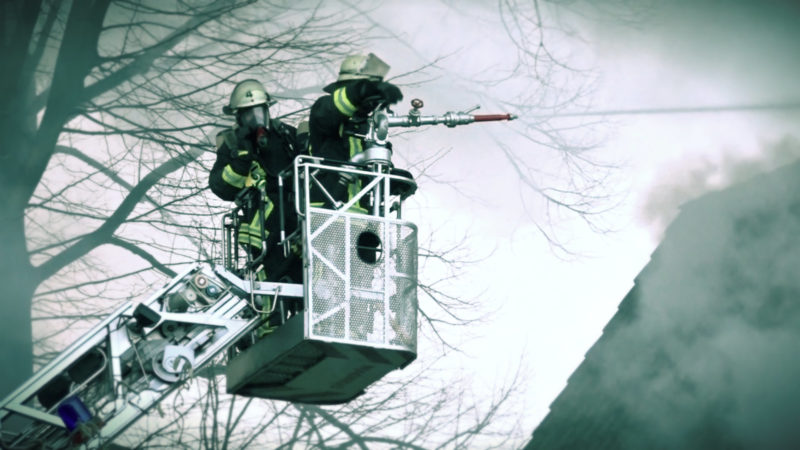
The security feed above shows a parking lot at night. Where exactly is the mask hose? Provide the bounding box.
[256,127,268,149]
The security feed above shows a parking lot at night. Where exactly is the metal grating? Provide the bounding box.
[307,209,417,352]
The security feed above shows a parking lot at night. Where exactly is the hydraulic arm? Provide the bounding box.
[0,264,302,449]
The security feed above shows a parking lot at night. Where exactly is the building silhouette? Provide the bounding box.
[527,161,800,449]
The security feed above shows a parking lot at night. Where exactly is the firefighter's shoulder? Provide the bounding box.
[216,128,237,150]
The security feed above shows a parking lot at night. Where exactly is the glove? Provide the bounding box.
[235,125,259,155]
[229,127,255,173]
[375,82,403,105]
[351,80,403,109]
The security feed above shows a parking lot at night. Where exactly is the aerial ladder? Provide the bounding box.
[0,99,514,448]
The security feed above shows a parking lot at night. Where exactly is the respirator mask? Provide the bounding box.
[238,105,269,149]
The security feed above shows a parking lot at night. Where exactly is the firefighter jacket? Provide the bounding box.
[209,119,306,250]
[308,83,375,211]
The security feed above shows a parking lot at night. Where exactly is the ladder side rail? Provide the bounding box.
[1,264,287,448]
[0,302,131,424]
[213,266,304,299]
[84,268,300,446]
[89,294,264,447]
[0,260,194,415]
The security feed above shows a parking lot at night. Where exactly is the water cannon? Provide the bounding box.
[356,98,516,168]
[383,98,516,130]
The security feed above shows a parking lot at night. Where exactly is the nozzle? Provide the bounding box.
[473,113,516,122]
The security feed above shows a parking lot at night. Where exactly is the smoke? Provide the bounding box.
[640,135,800,236]
[562,0,800,240]
[592,158,800,448]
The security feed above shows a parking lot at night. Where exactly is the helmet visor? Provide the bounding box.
[239,105,269,130]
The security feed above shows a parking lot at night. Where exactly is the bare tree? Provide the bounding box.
[1,0,364,396]
[3,0,610,448]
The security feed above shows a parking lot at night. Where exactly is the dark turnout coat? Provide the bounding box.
[208,118,306,279]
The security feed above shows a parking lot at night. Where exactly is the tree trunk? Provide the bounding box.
[0,208,37,398]
[0,0,41,398]
[0,0,109,397]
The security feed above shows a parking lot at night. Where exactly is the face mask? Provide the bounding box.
[239,105,269,131]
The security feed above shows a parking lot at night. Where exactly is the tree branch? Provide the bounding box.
[35,148,200,280]
[108,236,176,277]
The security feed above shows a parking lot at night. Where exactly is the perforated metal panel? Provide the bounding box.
[306,209,417,352]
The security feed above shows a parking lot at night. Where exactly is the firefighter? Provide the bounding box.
[308,53,403,211]
[209,79,305,335]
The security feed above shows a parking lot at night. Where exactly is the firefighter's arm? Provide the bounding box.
[341,80,403,112]
[309,95,344,139]
[312,81,403,128]
[209,130,254,201]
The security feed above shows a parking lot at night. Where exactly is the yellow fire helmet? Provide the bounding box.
[223,79,275,115]
[324,53,390,93]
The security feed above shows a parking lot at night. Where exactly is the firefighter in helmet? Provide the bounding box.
[209,79,306,334]
[308,53,403,211]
